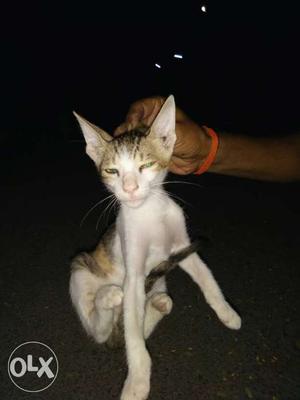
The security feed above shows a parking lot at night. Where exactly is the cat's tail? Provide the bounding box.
[145,237,208,292]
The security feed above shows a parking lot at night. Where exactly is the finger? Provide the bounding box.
[114,106,146,136]
[126,97,165,126]
[114,122,130,136]
[114,96,165,136]
[125,103,145,124]
[114,108,149,136]
[168,160,190,175]
[125,113,141,128]
[114,117,142,136]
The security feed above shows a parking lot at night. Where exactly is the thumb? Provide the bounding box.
[114,122,131,136]
[114,113,141,136]
[168,160,190,175]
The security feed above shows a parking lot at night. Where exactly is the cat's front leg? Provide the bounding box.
[121,353,151,400]
[121,245,151,400]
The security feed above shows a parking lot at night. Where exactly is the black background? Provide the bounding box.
[1,0,299,154]
[1,3,300,400]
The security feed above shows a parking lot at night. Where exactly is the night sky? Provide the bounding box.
[1,1,299,152]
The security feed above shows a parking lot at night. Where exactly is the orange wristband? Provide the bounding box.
[194,126,219,175]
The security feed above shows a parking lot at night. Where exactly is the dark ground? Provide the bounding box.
[0,143,299,400]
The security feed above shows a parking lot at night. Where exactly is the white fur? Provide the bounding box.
[71,96,241,400]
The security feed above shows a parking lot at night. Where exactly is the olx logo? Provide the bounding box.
[8,342,58,392]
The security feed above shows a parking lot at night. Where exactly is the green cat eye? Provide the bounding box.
[140,161,156,172]
[104,168,119,175]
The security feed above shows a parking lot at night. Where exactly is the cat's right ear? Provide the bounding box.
[73,112,112,166]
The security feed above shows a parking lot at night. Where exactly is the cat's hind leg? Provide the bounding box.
[70,253,123,344]
[167,205,241,330]
[179,252,241,330]
[144,277,173,339]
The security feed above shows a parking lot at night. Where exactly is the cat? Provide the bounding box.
[70,95,241,400]
[71,237,203,349]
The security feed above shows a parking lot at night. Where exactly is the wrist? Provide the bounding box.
[194,126,219,174]
[198,126,212,160]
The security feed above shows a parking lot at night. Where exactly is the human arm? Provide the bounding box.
[115,96,300,182]
[209,132,300,182]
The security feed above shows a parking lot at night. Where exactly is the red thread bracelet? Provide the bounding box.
[194,126,219,175]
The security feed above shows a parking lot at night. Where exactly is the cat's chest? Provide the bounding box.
[144,221,173,274]
[122,212,172,267]
[121,204,169,236]
[139,216,172,248]
[145,245,170,275]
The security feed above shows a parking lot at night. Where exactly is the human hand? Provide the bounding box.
[114,96,211,175]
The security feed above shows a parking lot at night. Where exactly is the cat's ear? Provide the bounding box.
[148,95,176,156]
[73,112,112,166]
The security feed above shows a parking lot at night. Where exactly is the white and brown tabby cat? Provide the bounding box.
[70,95,241,400]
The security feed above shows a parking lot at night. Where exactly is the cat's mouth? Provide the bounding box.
[125,199,144,208]
[120,194,146,208]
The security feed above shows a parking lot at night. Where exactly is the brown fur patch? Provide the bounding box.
[71,252,107,277]
[71,225,116,277]
[91,224,116,276]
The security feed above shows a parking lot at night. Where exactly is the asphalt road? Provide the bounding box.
[1,144,299,400]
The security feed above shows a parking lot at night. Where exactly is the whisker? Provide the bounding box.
[104,197,118,229]
[151,187,193,211]
[96,197,115,231]
[152,180,204,189]
[165,192,193,209]
[96,196,118,231]
[80,194,115,227]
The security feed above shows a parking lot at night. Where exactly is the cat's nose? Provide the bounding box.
[123,174,139,193]
[123,182,139,193]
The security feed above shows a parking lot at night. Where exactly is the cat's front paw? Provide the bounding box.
[219,303,241,330]
[120,375,150,400]
[151,293,173,315]
[95,285,123,310]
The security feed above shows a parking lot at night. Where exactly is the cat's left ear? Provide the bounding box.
[148,95,176,156]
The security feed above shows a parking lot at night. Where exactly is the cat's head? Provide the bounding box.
[74,95,176,208]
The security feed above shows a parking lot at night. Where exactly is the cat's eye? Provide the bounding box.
[104,168,119,175]
[139,161,156,172]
